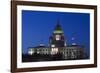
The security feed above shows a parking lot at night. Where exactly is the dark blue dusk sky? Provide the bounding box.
[22,10,90,57]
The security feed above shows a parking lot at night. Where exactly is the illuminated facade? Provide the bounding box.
[28,21,84,60]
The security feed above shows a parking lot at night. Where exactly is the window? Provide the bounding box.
[51,48,58,55]
[55,35,60,40]
[28,49,34,55]
[51,44,55,47]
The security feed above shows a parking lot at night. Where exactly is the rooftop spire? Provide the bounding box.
[53,20,63,34]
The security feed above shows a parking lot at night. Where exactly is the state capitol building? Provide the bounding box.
[28,21,84,60]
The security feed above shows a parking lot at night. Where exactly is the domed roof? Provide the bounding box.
[53,21,64,34]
